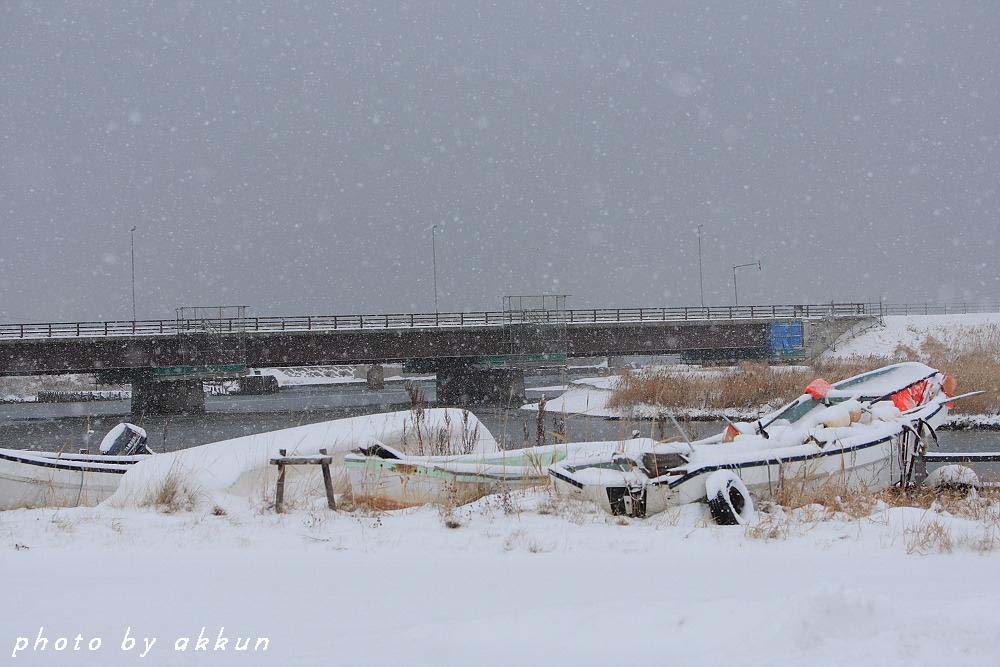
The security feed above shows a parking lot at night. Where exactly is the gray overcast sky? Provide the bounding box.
[1,1,998,322]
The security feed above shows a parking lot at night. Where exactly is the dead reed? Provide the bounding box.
[609,336,999,415]
[399,399,482,456]
[139,463,201,513]
[609,363,822,413]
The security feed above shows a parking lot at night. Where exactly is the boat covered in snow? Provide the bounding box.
[344,362,974,521]
[0,423,153,510]
[547,362,972,521]
[107,408,497,510]
[344,440,638,509]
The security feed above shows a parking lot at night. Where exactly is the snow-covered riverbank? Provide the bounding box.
[4,489,1000,665]
[824,313,1000,360]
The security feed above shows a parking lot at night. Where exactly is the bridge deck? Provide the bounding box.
[1,302,994,377]
[0,303,876,340]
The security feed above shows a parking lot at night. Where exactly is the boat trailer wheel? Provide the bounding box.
[706,470,755,526]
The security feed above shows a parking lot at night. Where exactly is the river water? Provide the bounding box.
[1,376,997,476]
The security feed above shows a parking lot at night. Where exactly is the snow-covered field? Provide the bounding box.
[4,490,1000,665]
[5,406,1000,664]
[824,313,1000,360]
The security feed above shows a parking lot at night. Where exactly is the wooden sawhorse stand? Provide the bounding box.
[270,448,337,513]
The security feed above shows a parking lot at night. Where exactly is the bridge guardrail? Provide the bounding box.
[1,302,998,340]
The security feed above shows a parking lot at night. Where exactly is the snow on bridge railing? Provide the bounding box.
[1,302,997,340]
[874,302,1000,316]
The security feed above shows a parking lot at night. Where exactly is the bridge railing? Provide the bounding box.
[1,302,998,340]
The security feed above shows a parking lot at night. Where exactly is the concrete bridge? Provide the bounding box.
[0,303,876,413]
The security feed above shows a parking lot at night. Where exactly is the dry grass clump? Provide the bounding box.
[609,339,999,415]
[437,482,464,528]
[745,511,790,541]
[774,483,881,520]
[400,402,482,456]
[141,465,201,513]
[961,529,1000,554]
[438,507,462,529]
[749,479,1000,552]
[904,519,954,554]
[880,485,1000,523]
[531,489,598,525]
[769,474,1000,520]
[608,363,815,412]
[502,529,549,553]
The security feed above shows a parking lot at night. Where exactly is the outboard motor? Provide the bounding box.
[99,423,154,456]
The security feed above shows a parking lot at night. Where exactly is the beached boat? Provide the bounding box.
[0,423,153,510]
[345,362,974,520]
[344,440,627,509]
[108,408,499,509]
[548,362,972,521]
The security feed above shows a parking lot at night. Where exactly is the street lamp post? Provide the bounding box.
[430,224,440,314]
[732,260,761,306]
[696,224,705,308]
[130,226,137,322]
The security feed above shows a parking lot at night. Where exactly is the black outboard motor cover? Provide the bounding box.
[99,423,154,456]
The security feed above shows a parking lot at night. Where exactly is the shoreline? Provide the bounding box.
[524,402,1000,431]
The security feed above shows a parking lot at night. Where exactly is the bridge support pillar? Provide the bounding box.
[132,379,206,416]
[436,365,525,407]
[366,364,385,390]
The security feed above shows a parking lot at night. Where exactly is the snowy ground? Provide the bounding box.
[4,489,1000,665]
[824,313,1000,360]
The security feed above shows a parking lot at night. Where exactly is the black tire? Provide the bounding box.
[706,471,755,525]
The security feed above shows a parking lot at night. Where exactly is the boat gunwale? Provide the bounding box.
[0,450,134,474]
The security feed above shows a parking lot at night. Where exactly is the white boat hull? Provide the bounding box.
[550,396,952,518]
[0,450,138,510]
[345,441,620,509]
[666,431,904,507]
[347,458,547,509]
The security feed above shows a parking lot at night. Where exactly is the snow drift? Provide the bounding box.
[106,408,497,510]
[824,313,1000,360]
